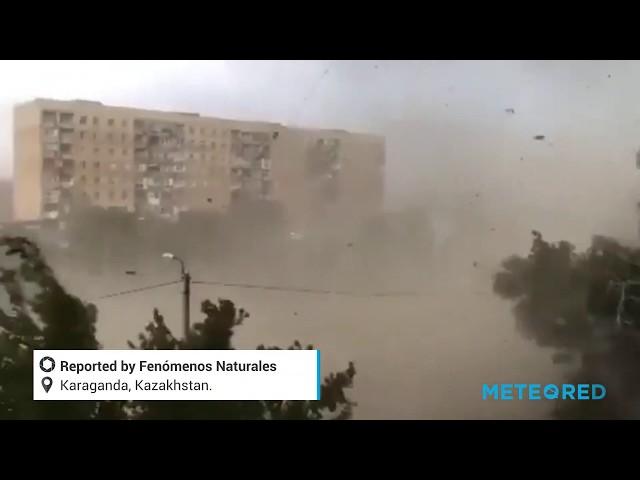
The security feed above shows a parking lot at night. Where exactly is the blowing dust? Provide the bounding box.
[12,61,640,419]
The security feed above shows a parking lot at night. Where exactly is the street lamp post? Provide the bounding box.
[162,253,191,341]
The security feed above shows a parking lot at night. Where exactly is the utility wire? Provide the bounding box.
[95,280,181,300]
[192,279,356,296]
[94,278,489,300]
[192,279,467,298]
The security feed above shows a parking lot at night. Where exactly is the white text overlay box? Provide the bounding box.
[33,350,320,401]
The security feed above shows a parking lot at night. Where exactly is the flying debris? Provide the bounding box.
[346,242,354,248]
[533,135,546,141]
[125,271,137,276]
[505,108,515,114]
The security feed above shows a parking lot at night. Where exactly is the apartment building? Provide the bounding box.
[13,98,385,227]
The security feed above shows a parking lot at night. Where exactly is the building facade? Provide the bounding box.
[13,98,385,228]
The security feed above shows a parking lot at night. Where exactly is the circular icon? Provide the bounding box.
[40,356,55,373]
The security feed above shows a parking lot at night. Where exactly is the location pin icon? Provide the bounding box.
[42,377,52,393]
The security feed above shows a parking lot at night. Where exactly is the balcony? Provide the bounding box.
[44,189,61,204]
[231,157,251,169]
[58,113,74,127]
[44,144,60,156]
[42,111,57,127]
[60,178,75,189]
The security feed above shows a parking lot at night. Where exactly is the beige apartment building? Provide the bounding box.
[13,98,385,229]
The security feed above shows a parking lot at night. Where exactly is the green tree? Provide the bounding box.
[493,231,640,419]
[0,236,102,419]
[127,299,357,420]
[1,235,357,420]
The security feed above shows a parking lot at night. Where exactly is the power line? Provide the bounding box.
[95,280,181,300]
[93,278,490,301]
[192,279,453,298]
[192,279,355,296]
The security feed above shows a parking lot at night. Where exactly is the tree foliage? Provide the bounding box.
[0,236,101,419]
[493,231,640,419]
[0,235,356,420]
[127,299,357,420]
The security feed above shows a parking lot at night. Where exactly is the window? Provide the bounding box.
[108,119,114,127]
[109,148,114,155]
[122,149,128,155]
[80,175,86,183]
[122,190,128,200]
[94,177,100,184]
[122,133,126,142]
[189,153,194,159]
[189,126,194,134]
[122,120,127,127]
[210,141,216,149]
[94,192,100,200]
[201,153,206,160]
[79,131,85,140]
[109,177,115,184]
[79,116,87,125]
[94,147,100,154]
[93,117,99,125]
[92,133,97,140]
[107,133,113,141]
[94,161,100,168]
[81,161,86,168]
[211,129,216,137]
[109,191,115,200]
[200,127,205,135]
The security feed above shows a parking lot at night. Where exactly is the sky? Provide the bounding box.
[2,60,640,244]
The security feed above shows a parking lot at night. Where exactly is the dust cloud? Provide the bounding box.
[5,60,640,418]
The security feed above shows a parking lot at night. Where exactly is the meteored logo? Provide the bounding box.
[482,384,606,400]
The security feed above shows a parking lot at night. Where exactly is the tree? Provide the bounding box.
[126,299,357,420]
[493,231,640,419]
[0,236,102,419]
[1,235,357,420]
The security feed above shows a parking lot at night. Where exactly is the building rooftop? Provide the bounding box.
[17,97,383,139]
